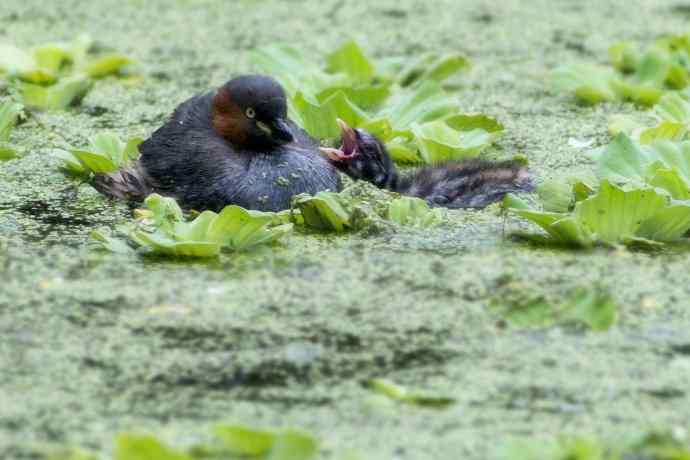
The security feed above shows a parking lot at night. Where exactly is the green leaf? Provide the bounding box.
[90,229,133,254]
[214,424,274,455]
[537,180,574,213]
[326,40,374,83]
[609,41,639,72]
[411,121,490,163]
[293,191,350,232]
[82,53,132,78]
[59,133,141,174]
[144,194,185,235]
[387,196,445,227]
[553,63,616,104]
[397,53,470,87]
[130,230,221,258]
[639,121,687,143]
[655,92,690,124]
[637,203,690,241]
[267,430,318,460]
[32,43,72,74]
[0,101,22,142]
[445,112,504,137]
[368,378,456,409]
[595,133,650,184]
[575,181,667,243]
[114,434,193,460]
[418,54,471,85]
[207,205,291,250]
[52,149,85,173]
[386,141,422,164]
[0,143,18,161]
[69,149,118,173]
[45,448,100,460]
[291,92,339,139]
[382,81,458,129]
[22,77,93,110]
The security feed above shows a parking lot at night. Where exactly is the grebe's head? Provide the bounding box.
[320,119,397,189]
[212,75,294,149]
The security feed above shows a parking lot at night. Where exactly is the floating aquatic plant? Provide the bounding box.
[0,35,133,110]
[367,378,456,409]
[48,422,318,460]
[609,90,690,143]
[500,429,690,460]
[0,100,22,160]
[92,194,292,258]
[54,133,143,175]
[508,134,690,247]
[252,41,502,164]
[293,187,445,233]
[554,34,690,106]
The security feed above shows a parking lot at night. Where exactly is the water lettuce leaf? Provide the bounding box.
[553,63,617,105]
[1,36,134,109]
[82,53,132,78]
[499,430,690,460]
[511,180,690,247]
[0,101,22,142]
[21,77,93,110]
[55,133,142,174]
[96,195,292,258]
[386,196,445,227]
[594,133,690,195]
[115,434,193,460]
[252,42,496,164]
[325,40,374,83]
[0,101,22,160]
[213,424,317,460]
[412,121,493,162]
[293,191,350,232]
[555,34,690,106]
[294,186,446,233]
[368,378,456,409]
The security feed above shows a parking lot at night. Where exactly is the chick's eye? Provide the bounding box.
[245,108,256,119]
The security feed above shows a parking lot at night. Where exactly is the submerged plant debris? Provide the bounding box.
[367,378,456,408]
[252,41,503,164]
[492,285,618,331]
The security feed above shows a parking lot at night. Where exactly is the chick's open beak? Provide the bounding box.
[319,118,358,161]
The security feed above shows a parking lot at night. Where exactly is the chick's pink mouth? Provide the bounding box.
[319,118,358,161]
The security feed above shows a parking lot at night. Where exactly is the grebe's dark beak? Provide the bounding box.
[265,118,294,144]
[319,118,358,161]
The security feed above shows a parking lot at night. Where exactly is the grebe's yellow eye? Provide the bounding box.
[245,107,256,119]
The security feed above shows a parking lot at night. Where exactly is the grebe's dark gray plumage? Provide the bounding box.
[94,75,340,212]
[321,119,535,209]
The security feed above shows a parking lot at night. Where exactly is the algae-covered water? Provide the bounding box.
[2,0,690,458]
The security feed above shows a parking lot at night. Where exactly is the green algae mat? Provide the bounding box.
[2,0,690,459]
